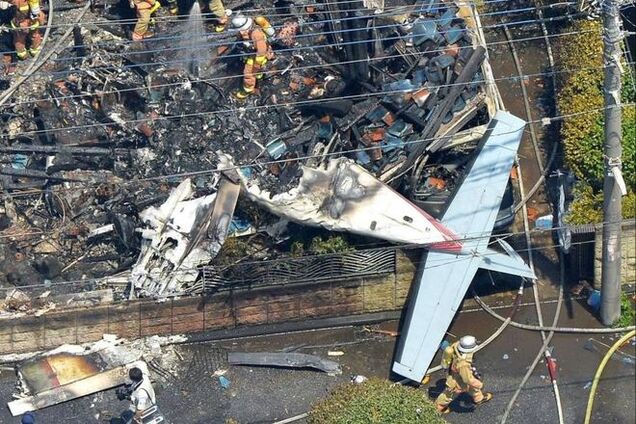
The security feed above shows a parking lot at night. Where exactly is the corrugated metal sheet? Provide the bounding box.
[192,248,397,294]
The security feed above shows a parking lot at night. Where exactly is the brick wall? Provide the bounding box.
[0,251,418,355]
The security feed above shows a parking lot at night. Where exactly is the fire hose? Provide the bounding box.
[420,281,527,380]
[473,295,635,333]
[499,250,564,424]
[515,145,564,424]
[584,330,636,424]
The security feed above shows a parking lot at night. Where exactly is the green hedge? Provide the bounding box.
[309,378,446,424]
[556,20,636,224]
[566,185,636,224]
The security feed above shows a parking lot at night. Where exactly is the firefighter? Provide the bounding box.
[231,15,273,99]
[1,0,44,60]
[165,0,227,32]
[434,335,493,414]
[131,0,160,41]
[0,1,16,75]
[206,0,228,32]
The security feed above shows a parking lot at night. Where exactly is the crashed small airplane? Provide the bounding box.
[392,110,535,382]
[231,109,533,383]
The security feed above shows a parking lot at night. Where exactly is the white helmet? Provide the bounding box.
[458,335,477,353]
[231,16,253,31]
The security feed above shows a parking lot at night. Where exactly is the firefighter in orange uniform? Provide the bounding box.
[131,0,160,41]
[231,15,274,99]
[165,0,227,32]
[434,335,493,414]
[2,0,44,60]
[1,0,16,75]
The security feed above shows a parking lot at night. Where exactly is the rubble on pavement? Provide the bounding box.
[1,0,499,300]
[5,334,185,415]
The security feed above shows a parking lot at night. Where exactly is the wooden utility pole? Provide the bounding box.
[600,0,624,325]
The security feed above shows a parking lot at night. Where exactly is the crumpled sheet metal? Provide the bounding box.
[228,351,342,374]
[235,156,458,247]
[130,178,217,298]
[7,335,162,416]
[8,361,147,416]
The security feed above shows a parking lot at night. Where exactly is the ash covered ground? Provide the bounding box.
[1,0,491,300]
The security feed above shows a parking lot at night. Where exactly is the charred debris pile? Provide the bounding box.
[0,0,493,301]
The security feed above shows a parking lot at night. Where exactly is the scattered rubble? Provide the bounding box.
[1,0,499,301]
[5,334,185,416]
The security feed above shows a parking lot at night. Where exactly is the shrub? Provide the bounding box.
[308,378,446,424]
[556,19,636,222]
[613,291,636,328]
[566,184,636,225]
[308,235,354,254]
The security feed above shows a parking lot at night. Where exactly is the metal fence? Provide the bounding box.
[0,248,398,299]
[193,248,398,294]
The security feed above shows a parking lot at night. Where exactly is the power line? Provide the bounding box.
[1,234,627,291]
[1,25,594,108]
[50,11,584,71]
[0,3,577,69]
[0,0,518,34]
[0,0,499,52]
[1,101,634,203]
[1,24,601,107]
[2,60,629,142]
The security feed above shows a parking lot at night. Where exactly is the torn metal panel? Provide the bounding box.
[227,352,341,374]
[9,359,147,416]
[18,353,109,395]
[205,173,242,255]
[130,178,216,297]
[393,111,533,382]
[130,174,240,298]
[233,156,461,250]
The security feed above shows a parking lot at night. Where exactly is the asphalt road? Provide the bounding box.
[1,290,633,424]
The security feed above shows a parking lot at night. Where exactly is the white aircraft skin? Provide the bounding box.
[224,111,532,383]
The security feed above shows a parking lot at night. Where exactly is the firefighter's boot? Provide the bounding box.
[234,88,252,99]
[474,392,493,406]
[28,45,41,57]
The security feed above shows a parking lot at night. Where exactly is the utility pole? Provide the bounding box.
[600,0,624,325]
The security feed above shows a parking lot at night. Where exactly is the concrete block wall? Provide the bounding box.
[0,251,418,355]
[594,221,636,287]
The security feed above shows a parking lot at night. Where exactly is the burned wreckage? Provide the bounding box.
[0,0,521,311]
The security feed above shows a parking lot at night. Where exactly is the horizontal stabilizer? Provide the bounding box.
[479,249,535,279]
